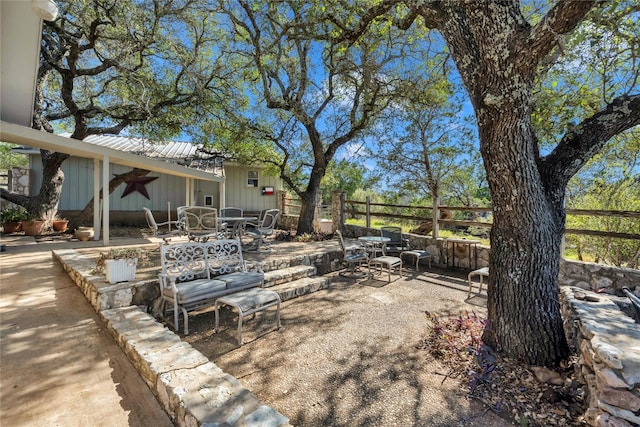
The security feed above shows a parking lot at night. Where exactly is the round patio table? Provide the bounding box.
[358,235,390,257]
[218,216,257,239]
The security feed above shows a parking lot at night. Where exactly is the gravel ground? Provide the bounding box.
[183,271,513,427]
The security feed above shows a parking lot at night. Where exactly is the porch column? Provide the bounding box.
[219,181,226,209]
[102,155,110,245]
[93,159,100,240]
[185,178,192,206]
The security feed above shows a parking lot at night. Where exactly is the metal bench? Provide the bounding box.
[158,239,266,335]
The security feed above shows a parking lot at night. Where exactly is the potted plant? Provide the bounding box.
[21,213,47,236]
[93,247,152,284]
[74,226,94,241]
[1,206,28,233]
[52,215,69,232]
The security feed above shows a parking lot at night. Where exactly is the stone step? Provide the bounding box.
[269,276,330,302]
[264,264,317,288]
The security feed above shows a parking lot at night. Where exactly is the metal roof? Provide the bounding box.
[1,122,224,182]
[72,134,225,176]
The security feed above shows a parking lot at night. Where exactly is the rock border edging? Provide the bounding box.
[53,248,290,427]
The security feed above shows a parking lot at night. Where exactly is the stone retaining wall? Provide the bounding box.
[343,224,639,295]
[561,287,640,427]
[53,248,290,427]
[53,248,159,311]
[559,261,640,293]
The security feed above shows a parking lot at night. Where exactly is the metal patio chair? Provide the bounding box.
[219,207,244,237]
[143,207,185,238]
[244,209,279,252]
[380,226,410,254]
[336,229,369,278]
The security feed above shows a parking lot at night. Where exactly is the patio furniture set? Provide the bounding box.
[338,227,490,297]
[336,227,432,283]
[152,210,487,345]
[158,239,281,344]
[144,206,280,252]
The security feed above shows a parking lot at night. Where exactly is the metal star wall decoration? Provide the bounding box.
[120,176,158,199]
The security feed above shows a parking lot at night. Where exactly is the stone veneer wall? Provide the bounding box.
[559,261,640,293]
[561,287,640,427]
[10,167,29,195]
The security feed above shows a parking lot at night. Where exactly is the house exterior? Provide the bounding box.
[15,135,284,224]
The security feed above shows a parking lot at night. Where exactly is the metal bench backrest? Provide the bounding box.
[204,239,247,275]
[160,240,247,283]
[161,241,210,283]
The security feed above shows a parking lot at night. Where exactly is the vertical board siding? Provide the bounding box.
[27,156,282,211]
[225,166,279,211]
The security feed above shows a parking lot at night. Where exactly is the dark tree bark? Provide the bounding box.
[73,169,151,227]
[0,150,69,223]
[414,0,640,366]
[296,160,327,235]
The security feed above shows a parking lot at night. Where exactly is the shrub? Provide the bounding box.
[0,206,28,222]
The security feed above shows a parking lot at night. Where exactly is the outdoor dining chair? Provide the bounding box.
[220,207,243,217]
[143,207,185,238]
[183,207,226,242]
[336,229,369,278]
[245,209,279,252]
[380,226,410,254]
[219,207,244,237]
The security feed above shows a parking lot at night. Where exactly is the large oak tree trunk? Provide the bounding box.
[0,150,69,225]
[432,1,595,366]
[296,193,316,235]
[296,171,323,235]
[478,108,569,364]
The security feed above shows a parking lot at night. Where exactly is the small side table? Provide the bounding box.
[467,267,490,298]
[369,256,402,283]
[401,250,431,271]
[446,238,479,270]
[215,288,281,345]
[358,236,390,257]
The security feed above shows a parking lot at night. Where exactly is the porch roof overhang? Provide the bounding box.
[1,121,223,182]
[1,121,226,246]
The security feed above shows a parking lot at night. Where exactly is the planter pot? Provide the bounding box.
[52,220,69,232]
[2,221,22,233]
[22,220,46,236]
[75,227,94,241]
[105,258,137,283]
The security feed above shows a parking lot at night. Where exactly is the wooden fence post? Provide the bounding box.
[333,190,344,231]
[366,196,371,229]
[432,197,440,240]
[278,191,287,214]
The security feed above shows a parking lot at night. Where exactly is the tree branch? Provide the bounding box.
[521,0,595,72]
[539,93,640,189]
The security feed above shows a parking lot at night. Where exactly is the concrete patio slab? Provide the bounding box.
[0,235,172,427]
